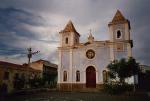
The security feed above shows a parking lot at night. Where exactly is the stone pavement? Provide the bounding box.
[6,91,150,101]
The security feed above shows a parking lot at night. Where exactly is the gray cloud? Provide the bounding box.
[119,0,150,65]
[0,7,58,64]
[0,0,150,65]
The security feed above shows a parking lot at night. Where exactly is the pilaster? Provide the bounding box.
[127,43,132,57]
[69,48,73,83]
[109,44,115,61]
[58,49,62,83]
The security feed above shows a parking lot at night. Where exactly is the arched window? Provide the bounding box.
[117,30,121,38]
[76,71,80,82]
[63,71,67,82]
[103,70,108,83]
[65,37,68,44]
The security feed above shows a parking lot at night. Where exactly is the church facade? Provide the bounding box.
[57,10,133,91]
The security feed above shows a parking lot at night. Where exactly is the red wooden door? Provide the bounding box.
[86,66,96,88]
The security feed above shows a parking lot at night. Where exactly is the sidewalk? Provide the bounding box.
[6,91,150,101]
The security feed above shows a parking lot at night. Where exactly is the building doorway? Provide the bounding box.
[86,66,96,88]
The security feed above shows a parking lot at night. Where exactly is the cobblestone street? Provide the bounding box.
[6,91,150,101]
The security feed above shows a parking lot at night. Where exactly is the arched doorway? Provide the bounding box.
[86,66,96,88]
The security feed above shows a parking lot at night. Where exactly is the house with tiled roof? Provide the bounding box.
[0,61,42,93]
[30,59,58,87]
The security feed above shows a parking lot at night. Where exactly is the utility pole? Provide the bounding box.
[27,47,40,65]
[26,47,40,88]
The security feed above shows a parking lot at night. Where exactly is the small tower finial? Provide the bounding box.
[88,29,94,43]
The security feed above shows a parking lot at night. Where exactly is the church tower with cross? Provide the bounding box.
[57,10,133,91]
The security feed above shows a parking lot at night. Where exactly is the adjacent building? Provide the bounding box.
[138,65,150,90]
[140,65,150,73]
[30,59,58,86]
[0,61,41,93]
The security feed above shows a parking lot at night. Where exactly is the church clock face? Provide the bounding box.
[86,49,95,59]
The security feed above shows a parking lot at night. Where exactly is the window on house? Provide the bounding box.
[63,71,67,82]
[14,73,19,80]
[65,37,68,44]
[117,30,121,38]
[76,71,80,82]
[3,71,9,80]
[103,70,108,83]
[21,73,25,80]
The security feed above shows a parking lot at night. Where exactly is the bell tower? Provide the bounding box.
[59,20,80,47]
[108,10,133,60]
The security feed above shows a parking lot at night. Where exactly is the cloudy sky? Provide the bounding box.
[0,0,150,65]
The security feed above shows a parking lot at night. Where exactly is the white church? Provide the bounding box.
[57,10,133,91]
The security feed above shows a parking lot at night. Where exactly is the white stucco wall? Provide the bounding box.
[58,15,132,85]
[59,43,111,84]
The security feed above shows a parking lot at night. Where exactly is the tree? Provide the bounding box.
[107,57,140,84]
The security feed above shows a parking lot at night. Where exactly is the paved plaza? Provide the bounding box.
[6,91,150,101]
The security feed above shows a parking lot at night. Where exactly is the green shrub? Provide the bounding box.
[103,83,134,95]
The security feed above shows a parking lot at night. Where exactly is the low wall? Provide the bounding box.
[57,83,103,91]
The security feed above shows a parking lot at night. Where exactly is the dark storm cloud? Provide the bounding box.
[0,7,44,38]
[121,0,150,65]
[0,7,56,64]
[0,0,120,64]
[0,0,150,65]
[0,8,34,60]
[0,0,119,25]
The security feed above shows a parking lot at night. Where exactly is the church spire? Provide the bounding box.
[64,20,76,32]
[111,10,126,23]
[60,20,80,36]
[109,10,131,29]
